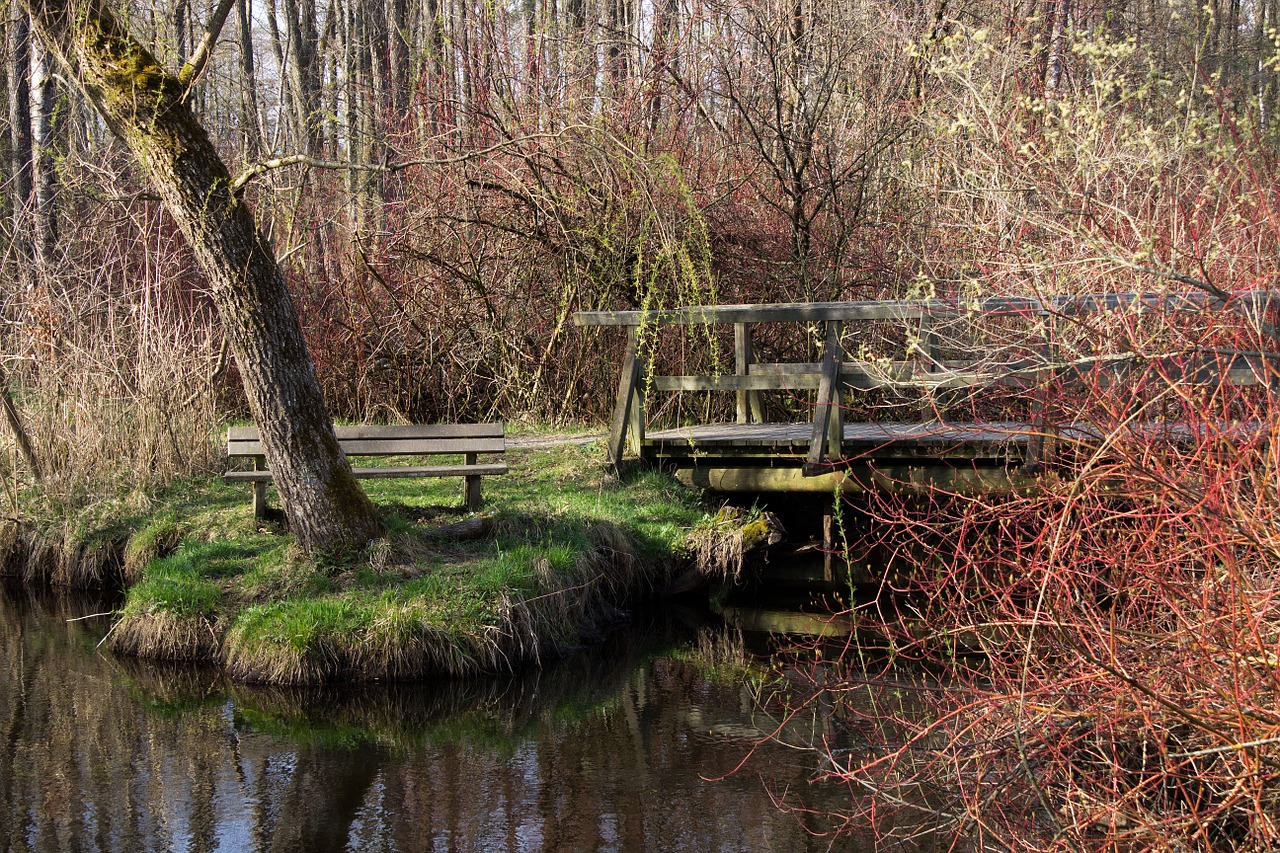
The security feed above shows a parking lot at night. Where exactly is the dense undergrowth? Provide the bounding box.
[768,337,1280,850]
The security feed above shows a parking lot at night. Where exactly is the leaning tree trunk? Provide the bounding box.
[20,0,382,553]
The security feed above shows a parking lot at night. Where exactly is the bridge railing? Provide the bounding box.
[573,291,1280,470]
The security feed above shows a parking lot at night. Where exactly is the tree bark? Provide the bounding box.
[236,0,262,157]
[0,367,41,482]
[1044,0,1069,94]
[20,0,382,553]
[8,6,32,265]
[31,40,58,269]
[420,0,445,133]
[282,0,320,152]
[385,0,408,118]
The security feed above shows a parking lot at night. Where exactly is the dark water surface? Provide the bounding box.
[0,582,893,852]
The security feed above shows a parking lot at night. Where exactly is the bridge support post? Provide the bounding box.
[735,323,763,424]
[1027,311,1056,471]
[919,313,948,420]
[609,326,646,466]
[805,321,843,474]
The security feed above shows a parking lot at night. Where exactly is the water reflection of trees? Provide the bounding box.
[0,588,871,852]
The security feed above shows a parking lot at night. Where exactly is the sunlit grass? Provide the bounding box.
[105,439,703,683]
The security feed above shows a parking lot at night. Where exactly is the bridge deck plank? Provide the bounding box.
[646,421,1036,457]
[644,420,1254,461]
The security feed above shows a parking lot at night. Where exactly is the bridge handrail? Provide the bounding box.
[572,290,1278,328]
[575,291,1280,469]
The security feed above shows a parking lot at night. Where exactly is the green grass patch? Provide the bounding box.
[87,438,706,683]
[120,542,230,618]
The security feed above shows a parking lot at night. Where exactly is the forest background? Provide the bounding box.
[5,0,1266,497]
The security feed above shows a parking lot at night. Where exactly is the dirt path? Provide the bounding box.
[506,432,606,450]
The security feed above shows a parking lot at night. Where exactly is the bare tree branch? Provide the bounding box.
[228,126,592,194]
[179,0,237,95]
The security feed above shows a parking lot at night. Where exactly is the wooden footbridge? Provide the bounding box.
[574,292,1277,496]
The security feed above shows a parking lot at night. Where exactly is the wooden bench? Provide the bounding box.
[225,423,507,519]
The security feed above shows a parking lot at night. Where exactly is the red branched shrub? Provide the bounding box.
[770,297,1280,849]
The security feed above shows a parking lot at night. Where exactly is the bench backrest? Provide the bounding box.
[227,423,505,458]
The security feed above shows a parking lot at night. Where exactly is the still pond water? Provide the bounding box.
[0,582,918,852]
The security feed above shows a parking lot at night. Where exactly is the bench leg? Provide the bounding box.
[464,452,481,510]
[252,455,267,521]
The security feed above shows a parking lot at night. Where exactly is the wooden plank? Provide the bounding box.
[677,463,1041,496]
[340,437,504,455]
[590,366,1036,394]
[608,327,642,465]
[572,291,1265,328]
[653,374,821,392]
[655,363,1028,392]
[228,437,506,457]
[650,356,1261,396]
[1055,357,1270,387]
[752,359,1034,375]
[576,300,945,326]
[749,361,824,375]
[646,421,1043,459]
[347,463,508,478]
[918,315,941,370]
[464,452,482,510]
[252,455,266,519]
[629,352,646,455]
[225,463,510,482]
[917,315,947,419]
[1225,367,1266,385]
[644,418,1265,465]
[806,321,842,473]
[828,326,844,462]
[735,323,762,424]
[1058,292,1227,314]
[333,423,503,439]
[228,423,504,442]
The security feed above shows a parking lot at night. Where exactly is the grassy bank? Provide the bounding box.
[112,610,750,754]
[10,438,704,685]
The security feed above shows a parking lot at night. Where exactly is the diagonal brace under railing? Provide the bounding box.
[608,327,646,465]
[804,321,843,475]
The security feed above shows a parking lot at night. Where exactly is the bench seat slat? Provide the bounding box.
[227,423,504,442]
[225,463,510,483]
[227,437,506,457]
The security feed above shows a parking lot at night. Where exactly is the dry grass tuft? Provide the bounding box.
[687,506,785,582]
[0,520,125,588]
[110,609,222,662]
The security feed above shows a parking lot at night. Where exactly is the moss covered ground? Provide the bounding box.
[36,437,705,685]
